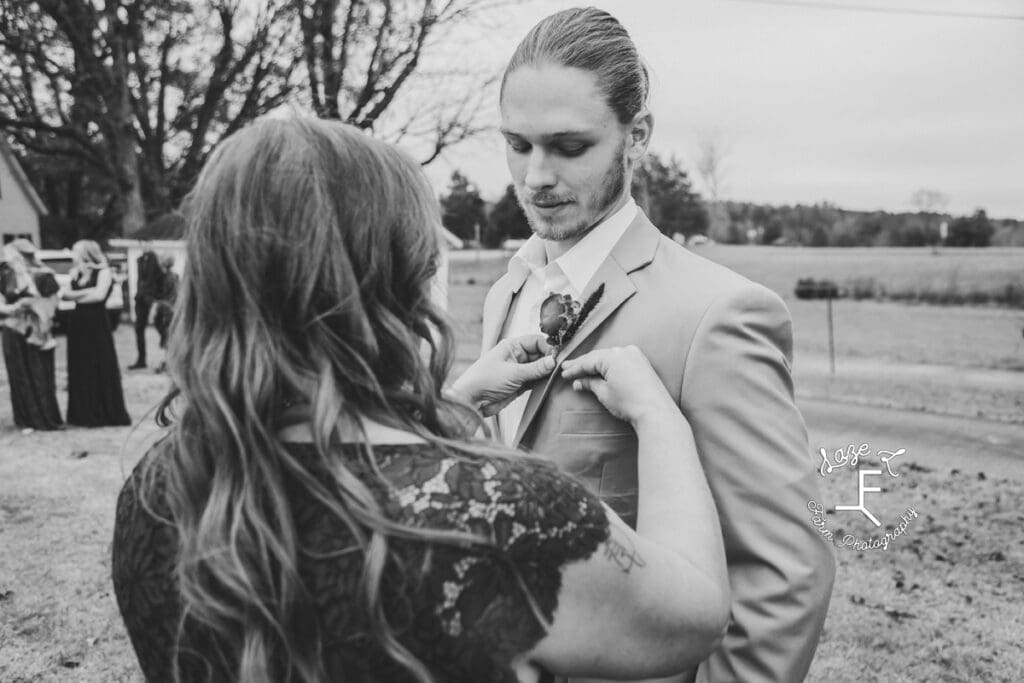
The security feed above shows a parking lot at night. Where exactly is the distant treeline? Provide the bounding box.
[712,202,1024,248]
[440,162,1023,250]
[444,153,709,248]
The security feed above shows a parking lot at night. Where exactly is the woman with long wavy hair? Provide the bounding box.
[111,117,729,683]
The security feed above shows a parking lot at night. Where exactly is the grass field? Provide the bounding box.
[2,246,1023,681]
[449,247,1024,424]
[811,459,1024,682]
[694,245,1024,308]
[451,246,1024,369]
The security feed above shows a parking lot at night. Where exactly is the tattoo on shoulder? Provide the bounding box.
[604,534,646,574]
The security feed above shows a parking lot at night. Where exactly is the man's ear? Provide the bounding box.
[626,110,654,161]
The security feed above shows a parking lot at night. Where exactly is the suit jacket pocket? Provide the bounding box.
[557,410,639,526]
[558,409,632,437]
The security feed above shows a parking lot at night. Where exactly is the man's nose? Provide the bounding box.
[523,149,556,190]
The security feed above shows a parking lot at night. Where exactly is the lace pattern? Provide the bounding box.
[112,441,610,682]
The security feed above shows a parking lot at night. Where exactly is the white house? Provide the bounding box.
[0,138,47,246]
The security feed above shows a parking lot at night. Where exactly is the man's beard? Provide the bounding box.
[518,146,628,243]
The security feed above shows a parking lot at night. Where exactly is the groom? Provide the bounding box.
[481,8,835,682]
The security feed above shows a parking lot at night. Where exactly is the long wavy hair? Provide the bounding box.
[143,117,526,682]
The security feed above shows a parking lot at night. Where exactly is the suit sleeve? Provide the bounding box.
[680,283,835,683]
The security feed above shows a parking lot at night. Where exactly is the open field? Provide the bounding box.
[2,248,1023,681]
[693,245,1024,308]
[810,453,1024,682]
[452,246,1024,370]
[450,248,1024,423]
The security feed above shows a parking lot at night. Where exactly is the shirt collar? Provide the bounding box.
[509,197,638,295]
[508,234,545,288]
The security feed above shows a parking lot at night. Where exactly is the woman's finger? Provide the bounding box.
[504,335,550,364]
[513,334,552,359]
[561,350,609,380]
[517,354,557,384]
[502,338,528,364]
[571,377,603,395]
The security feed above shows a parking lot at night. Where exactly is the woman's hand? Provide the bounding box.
[450,335,556,416]
[560,346,678,427]
[63,267,111,304]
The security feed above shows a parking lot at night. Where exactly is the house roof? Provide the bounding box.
[0,137,48,216]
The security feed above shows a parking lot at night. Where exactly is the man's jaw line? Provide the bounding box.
[537,189,632,262]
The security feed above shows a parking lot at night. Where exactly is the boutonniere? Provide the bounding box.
[539,283,605,350]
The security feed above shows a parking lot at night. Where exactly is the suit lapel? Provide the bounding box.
[512,212,662,447]
[481,260,530,441]
[481,267,529,354]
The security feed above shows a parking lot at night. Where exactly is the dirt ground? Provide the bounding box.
[2,268,1023,680]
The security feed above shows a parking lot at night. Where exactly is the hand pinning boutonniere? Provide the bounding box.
[539,283,605,350]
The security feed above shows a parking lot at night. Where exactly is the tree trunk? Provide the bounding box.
[107,17,146,236]
[115,146,147,236]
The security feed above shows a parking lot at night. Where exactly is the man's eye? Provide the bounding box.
[557,144,587,157]
[507,139,530,153]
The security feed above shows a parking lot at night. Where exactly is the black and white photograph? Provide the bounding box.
[1,1,1022,681]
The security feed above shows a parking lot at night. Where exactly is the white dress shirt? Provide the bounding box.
[497,197,638,445]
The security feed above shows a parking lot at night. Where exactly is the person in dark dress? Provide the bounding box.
[61,239,131,427]
[0,241,63,431]
[111,118,729,683]
[128,249,162,370]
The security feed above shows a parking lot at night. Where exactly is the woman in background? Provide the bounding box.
[0,240,63,431]
[111,118,729,682]
[61,240,130,427]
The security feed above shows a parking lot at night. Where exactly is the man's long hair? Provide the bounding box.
[501,7,649,124]
[142,117,532,682]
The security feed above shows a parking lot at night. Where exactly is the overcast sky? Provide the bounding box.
[421,0,1024,219]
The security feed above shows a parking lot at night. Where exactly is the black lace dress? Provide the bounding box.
[1,286,63,430]
[65,268,130,426]
[112,442,610,682]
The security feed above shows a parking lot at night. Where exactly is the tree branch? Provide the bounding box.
[0,115,110,173]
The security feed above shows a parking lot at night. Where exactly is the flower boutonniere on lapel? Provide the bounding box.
[539,283,605,351]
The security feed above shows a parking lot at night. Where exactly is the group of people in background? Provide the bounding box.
[0,238,131,432]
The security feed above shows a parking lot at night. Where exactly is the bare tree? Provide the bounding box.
[695,129,730,203]
[2,0,520,237]
[297,0,512,164]
[910,188,951,213]
[695,129,732,241]
[0,0,299,236]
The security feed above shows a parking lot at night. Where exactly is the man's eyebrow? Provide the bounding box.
[499,128,592,139]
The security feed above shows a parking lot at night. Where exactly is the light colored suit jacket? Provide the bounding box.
[481,212,835,682]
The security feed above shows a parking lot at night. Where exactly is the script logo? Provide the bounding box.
[808,443,919,552]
